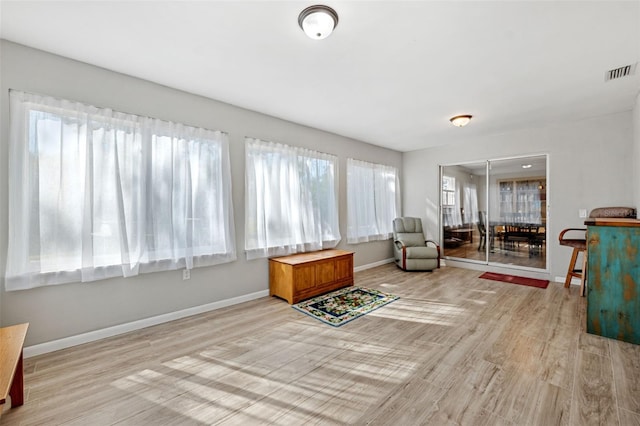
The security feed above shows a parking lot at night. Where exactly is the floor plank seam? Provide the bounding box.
[608,340,623,426]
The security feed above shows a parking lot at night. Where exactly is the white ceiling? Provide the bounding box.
[1,1,639,152]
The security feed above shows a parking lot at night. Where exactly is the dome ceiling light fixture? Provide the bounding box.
[449,115,473,127]
[298,5,339,40]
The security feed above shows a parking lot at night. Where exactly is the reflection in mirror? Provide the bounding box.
[441,162,487,262]
[441,155,547,271]
[488,156,546,269]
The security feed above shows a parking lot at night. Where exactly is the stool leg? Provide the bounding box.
[565,248,579,288]
[580,249,587,297]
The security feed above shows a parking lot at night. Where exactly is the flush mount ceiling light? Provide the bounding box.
[449,115,472,127]
[522,164,533,169]
[298,5,339,40]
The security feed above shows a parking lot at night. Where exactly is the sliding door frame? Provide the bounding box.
[439,153,550,274]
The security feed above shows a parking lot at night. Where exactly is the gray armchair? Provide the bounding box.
[393,217,440,271]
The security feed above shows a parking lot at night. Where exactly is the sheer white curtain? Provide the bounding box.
[347,159,400,243]
[244,138,340,260]
[463,183,479,224]
[521,181,542,224]
[451,181,463,226]
[6,91,236,290]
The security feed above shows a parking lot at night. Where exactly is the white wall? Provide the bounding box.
[403,112,634,280]
[0,40,402,346]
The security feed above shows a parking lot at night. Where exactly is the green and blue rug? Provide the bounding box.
[292,286,399,327]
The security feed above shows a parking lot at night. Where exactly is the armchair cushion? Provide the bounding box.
[395,233,425,247]
[405,246,439,259]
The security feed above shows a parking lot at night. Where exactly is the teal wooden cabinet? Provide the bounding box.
[586,218,640,344]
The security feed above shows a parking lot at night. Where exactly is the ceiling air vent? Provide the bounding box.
[605,63,637,82]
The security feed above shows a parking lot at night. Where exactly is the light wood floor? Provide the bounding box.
[2,264,639,425]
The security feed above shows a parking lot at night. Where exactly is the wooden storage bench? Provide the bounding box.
[1,323,29,413]
[269,249,354,304]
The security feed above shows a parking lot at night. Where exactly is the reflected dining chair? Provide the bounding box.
[476,211,487,252]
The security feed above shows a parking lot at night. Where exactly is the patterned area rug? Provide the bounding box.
[292,286,399,327]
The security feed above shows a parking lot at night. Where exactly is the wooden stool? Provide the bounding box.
[559,208,637,297]
[558,229,587,295]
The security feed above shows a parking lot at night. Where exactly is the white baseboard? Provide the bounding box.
[23,256,431,357]
[365,257,578,287]
[354,258,394,272]
[24,289,269,358]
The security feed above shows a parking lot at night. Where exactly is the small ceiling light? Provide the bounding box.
[449,115,472,127]
[522,164,532,169]
[298,5,339,40]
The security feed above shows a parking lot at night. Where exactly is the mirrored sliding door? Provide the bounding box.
[441,155,548,271]
[441,162,487,263]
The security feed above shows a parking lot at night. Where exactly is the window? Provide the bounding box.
[499,178,545,224]
[5,91,236,290]
[244,138,340,259]
[347,159,400,243]
[442,175,464,227]
[442,176,456,206]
